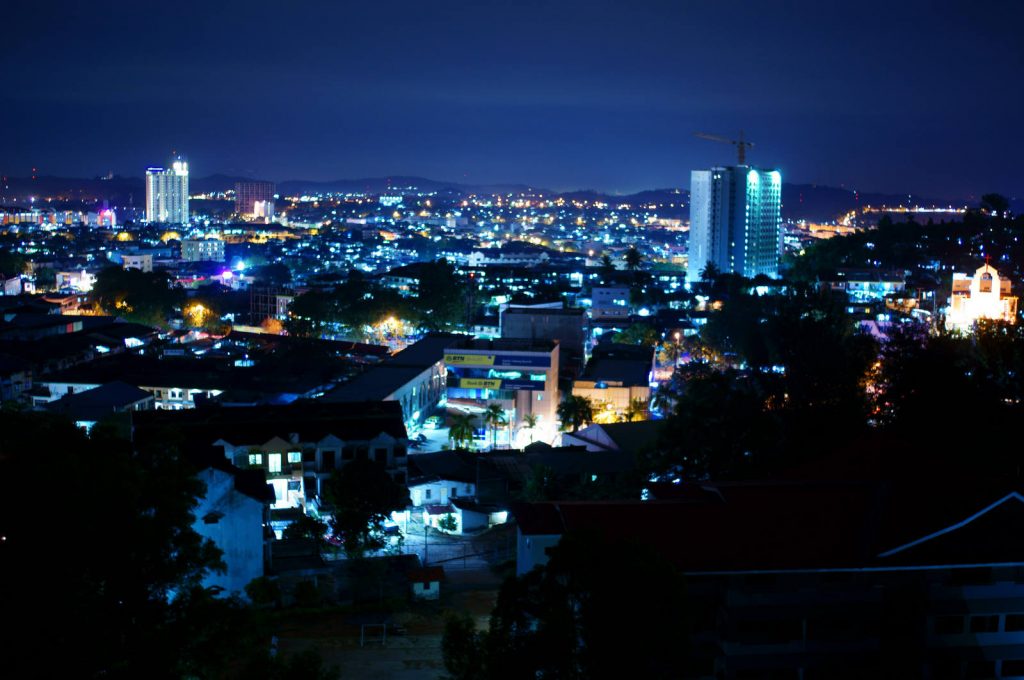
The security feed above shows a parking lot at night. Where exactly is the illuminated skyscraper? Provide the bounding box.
[687,166,782,282]
[145,159,189,224]
[235,181,276,221]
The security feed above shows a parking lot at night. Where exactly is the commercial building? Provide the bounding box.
[235,181,276,221]
[500,305,586,378]
[145,160,190,224]
[687,166,782,282]
[444,337,559,447]
[181,238,226,262]
[589,286,631,322]
[324,333,458,430]
[571,343,653,422]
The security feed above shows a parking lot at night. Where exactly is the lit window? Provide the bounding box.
[268,454,282,473]
[248,453,263,466]
[287,451,302,463]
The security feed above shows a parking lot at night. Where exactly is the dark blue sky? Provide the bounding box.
[3,0,1021,198]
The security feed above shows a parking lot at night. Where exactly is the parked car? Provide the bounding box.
[423,416,443,430]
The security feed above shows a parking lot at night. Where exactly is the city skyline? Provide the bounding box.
[2,0,1022,199]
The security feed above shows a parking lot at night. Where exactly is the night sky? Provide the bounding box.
[3,0,1022,198]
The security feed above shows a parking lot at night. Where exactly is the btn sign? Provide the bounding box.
[459,378,503,389]
[444,354,496,366]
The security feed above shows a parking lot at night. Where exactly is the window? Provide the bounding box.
[465,485,472,493]
[268,454,282,473]
[248,453,263,466]
[287,451,302,464]
[451,487,458,497]
[422,582,430,591]
[969,615,999,633]
[1007,614,1024,632]
[374,447,388,460]
[425,489,432,500]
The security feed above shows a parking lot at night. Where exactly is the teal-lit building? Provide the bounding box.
[687,166,782,282]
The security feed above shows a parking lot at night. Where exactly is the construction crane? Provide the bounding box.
[694,130,754,165]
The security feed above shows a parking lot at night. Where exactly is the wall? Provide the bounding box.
[192,468,265,596]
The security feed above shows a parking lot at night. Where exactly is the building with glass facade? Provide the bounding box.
[145,160,190,224]
[687,166,782,282]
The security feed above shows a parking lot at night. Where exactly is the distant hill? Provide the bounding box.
[0,174,1007,222]
[781,184,959,223]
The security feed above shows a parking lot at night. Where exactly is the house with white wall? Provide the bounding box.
[192,466,273,596]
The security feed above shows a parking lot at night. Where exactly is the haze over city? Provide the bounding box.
[3,0,1022,197]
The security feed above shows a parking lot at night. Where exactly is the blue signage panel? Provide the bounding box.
[493,355,551,369]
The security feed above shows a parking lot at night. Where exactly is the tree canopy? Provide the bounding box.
[325,458,409,558]
[557,395,594,432]
[92,265,184,327]
[442,530,689,679]
[1,411,229,677]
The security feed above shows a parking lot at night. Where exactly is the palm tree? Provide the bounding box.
[599,254,615,278]
[659,340,682,367]
[623,246,644,272]
[448,413,475,449]
[483,403,507,450]
[556,395,594,433]
[699,260,721,283]
[625,396,649,422]
[521,413,539,444]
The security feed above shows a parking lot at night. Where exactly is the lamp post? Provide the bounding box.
[424,523,428,565]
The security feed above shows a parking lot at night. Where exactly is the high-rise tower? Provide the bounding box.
[145,159,190,224]
[235,181,276,221]
[687,166,782,282]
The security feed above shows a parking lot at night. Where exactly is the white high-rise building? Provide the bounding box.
[145,160,190,224]
[687,166,782,282]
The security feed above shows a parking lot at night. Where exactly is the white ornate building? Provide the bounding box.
[946,263,1018,332]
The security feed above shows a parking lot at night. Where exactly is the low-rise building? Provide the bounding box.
[511,481,1024,677]
[133,401,409,509]
[571,343,653,421]
[324,333,458,430]
[192,465,274,596]
[444,337,559,447]
[182,238,226,262]
[121,253,154,272]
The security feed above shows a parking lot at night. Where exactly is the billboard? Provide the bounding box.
[446,353,550,369]
[458,377,545,391]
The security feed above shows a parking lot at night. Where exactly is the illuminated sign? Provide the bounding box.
[446,353,551,369]
[459,378,503,389]
[457,378,545,391]
[445,354,496,366]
